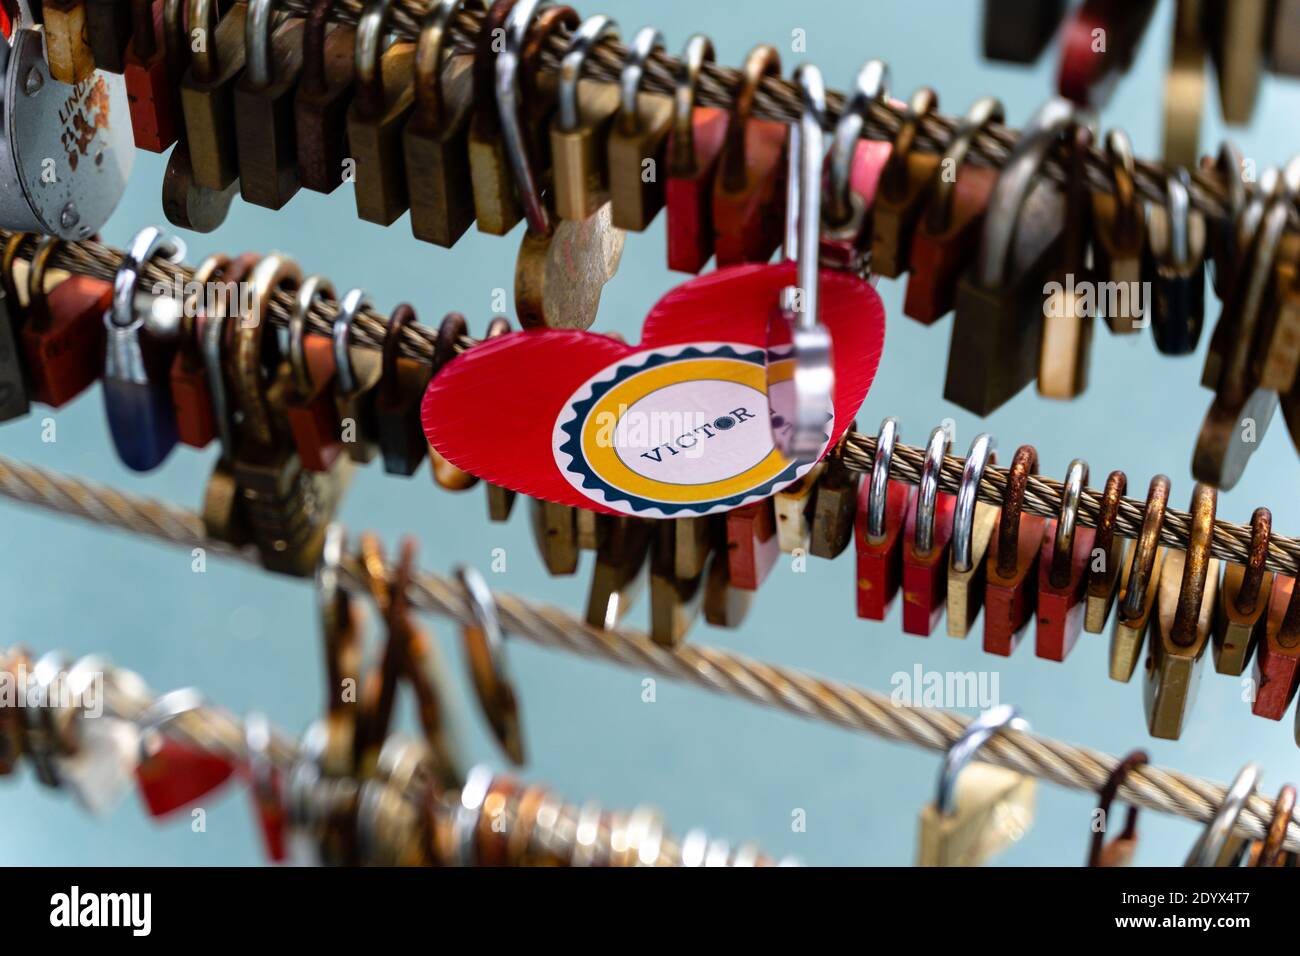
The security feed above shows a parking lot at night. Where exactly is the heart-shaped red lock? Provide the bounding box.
[423,264,884,518]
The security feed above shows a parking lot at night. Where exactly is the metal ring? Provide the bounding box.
[288,275,335,398]
[111,226,185,330]
[935,704,1030,817]
[1049,459,1089,588]
[722,44,781,189]
[617,26,664,132]
[1185,763,1260,866]
[558,15,620,131]
[1171,483,1216,648]
[1120,475,1171,619]
[1089,471,1127,586]
[978,97,1074,287]
[995,446,1038,578]
[826,59,889,226]
[497,0,549,234]
[332,288,369,397]
[669,34,714,173]
[1237,508,1273,614]
[880,86,938,199]
[913,425,948,555]
[1086,750,1148,867]
[866,417,899,539]
[926,96,1003,234]
[244,0,278,89]
[792,62,825,329]
[414,0,483,126]
[1257,784,1297,867]
[354,0,397,109]
[951,433,996,573]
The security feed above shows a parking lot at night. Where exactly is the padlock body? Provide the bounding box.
[22,277,110,407]
[726,500,778,591]
[664,106,727,274]
[102,374,178,472]
[855,479,912,621]
[1034,523,1096,661]
[901,492,957,636]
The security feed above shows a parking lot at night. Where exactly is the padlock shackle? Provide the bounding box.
[299,0,336,95]
[111,226,184,330]
[616,26,663,136]
[162,0,188,79]
[130,0,157,60]
[496,0,550,235]
[380,303,418,402]
[788,63,825,329]
[950,433,996,573]
[1185,763,1259,867]
[1101,128,1139,239]
[865,417,899,540]
[994,445,1037,578]
[179,253,232,367]
[354,0,398,115]
[1047,458,1088,589]
[1169,483,1216,649]
[26,237,61,334]
[976,96,1074,288]
[434,312,468,372]
[1085,749,1147,868]
[332,288,371,397]
[238,253,303,449]
[879,86,937,201]
[244,0,282,90]
[935,704,1030,817]
[825,59,889,228]
[1119,474,1170,620]
[668,33,714,175]
[925,95,1002,236]
[721,44,781,191]
[457,563,525,765]
[289,274,337,398]
[912,426,949,556]
[556,14,620,133]
[1235,508,1272,614]
[201,254,260,460]
[188,0,222,83]
[413,0,483,127]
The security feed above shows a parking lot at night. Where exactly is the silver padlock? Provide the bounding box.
[0,28,133,237]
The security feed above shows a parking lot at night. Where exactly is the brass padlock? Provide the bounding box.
[809,430,859,560]
[404,0,483,247]
[585,515,652,629]
[607,27,672,232]
[1091,130,1146,333]
[549,15,621,222]
[331,288,383,464]
[1212,507,1272,676]
[295,0,356,194]
[233,0,305,209]
[1110,475,1169,682]
[427,312,479,490]
[1084,471,1129,633]
[346,0,416,226]
[649,520,711,647]
[529,498,579,576]
[870,87,939,279]
[44,0,97,84]
[180,0,248,190]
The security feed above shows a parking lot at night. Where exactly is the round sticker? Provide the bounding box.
[553,342,831,517]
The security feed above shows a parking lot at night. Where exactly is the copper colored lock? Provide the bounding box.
[427,312,478,490]
[1252,575,1300,721]
[904,97,1002,323]
[1213,507,1273,676]
[1035,459,1095,661]
[169,254,229,449]
[854,421,912,621]
[283,276,345,473]
[1084,471,1127,633]
[664,34,727,274]
[374,304,432,478]
[295,0,356,194]
[870,86,940,279]
[1110,475,1170,682]
[983,445,1047,656]
[902,427,956,637]
[16,236,109,408]
[124,0,178,151]
[819,60,891,276]
[726,499,778,591]
[712,45,787,267]
[43,0,97,84]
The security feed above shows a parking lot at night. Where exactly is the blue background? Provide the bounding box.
[2,0,1298,865]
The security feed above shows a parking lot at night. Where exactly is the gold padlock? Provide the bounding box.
[550,15,622,222]
[607,27,673,231]
[1110,476,1169,682]
[1212,507,1273,676]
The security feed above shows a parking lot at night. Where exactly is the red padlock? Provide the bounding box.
[1035,459,1096,661]
[820,60,891,275]
[984,446,1047,656]
[123,0,178,152]
[904,97,1002,323]
[664,34,728,274]
[1252,575,1300,721]
[135,689,237,818]
[726,498,779,591]
[17,236,109,408]
[855,418,912,621]
[712,44,787,267]
[284,275,346,473]
[901,426,956,636]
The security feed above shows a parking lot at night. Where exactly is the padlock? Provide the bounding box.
[233,0,304,209]
[550,15,621,222]
[0,28,133,238]
[726,499,778,591]
[1086,751,1148,867]
[1213,508,1273,676]
[820,60,891,278]
[982,0,1067,63]
[983,445,1047,656]
[1204,0,1266,124]
[774,463,822,553]
[712,45,787,266]
[425,311,478,490]
[902,427,956,637]
[946,434,998,638]
[404,0,482,246]
[1084,470,1128,633]
[1262,235,1300,394]
[295,0,356,194]
[1252,575,1300,721]
[282,275,345,473]
[809,431,860,560]
[331,288,382,464]
[870,87,939,279]
[1202,143,1250,308]
[1035,459,1095,661]
[19,236,110,408]
[85,0,135,73]
[123,0,178,151]
[102,227,186,472]
[43,0,96,84]
[855,419,912,621]
[529,498,578,576]
[1091,130,1146,333]
[650,522,708,648]
[1145,169,1207,355]
[1144,484,1219,740]
[480,318,519,521]
[180,0,248,190]
[374,304,432,477]
[346,0,416,226]
[904,96,1001,323]
[169,254,228,449]
[469,0,532,235]
[1110,475,1169,682]
[135,689,236,817]
[945,98,1071,415]
[606,27,671,232]
[586,515,652,629]
[703,543,753,628]
[1038,126,1095,400]
[0,237,32,422]
[664,34,727,274]
[1056,0,1157,111]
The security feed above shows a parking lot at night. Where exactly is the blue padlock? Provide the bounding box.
[102,226,187,472]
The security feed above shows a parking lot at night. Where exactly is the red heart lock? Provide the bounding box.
[423,263,885,518]
[136,737,237,818]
